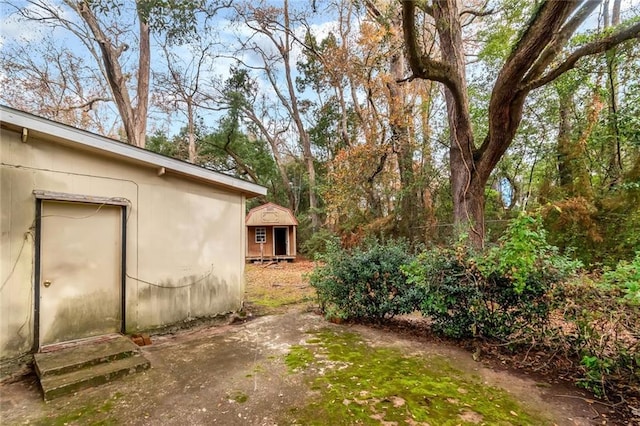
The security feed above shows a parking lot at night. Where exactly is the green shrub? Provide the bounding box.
[403,214,581,340]
[480,214,581,293]
[309,239,419,322]
[300,228,338,258]
[602,251,640,305]
[402,245,481,338]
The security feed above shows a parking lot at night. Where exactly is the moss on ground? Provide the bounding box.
[35,393,121,426]
[285,346,315,372]
[228,390,249,403]
[285,329,549,425]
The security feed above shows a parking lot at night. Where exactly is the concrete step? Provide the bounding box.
[39,354,150,401]
[35,336,140,378]
[34,335,151,401]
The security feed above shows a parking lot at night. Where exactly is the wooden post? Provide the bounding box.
[260,242,264,264]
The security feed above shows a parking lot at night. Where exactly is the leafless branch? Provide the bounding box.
[57,97,112,111]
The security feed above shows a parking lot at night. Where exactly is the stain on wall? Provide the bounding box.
[136,274,240,329]
[43,290,121,345]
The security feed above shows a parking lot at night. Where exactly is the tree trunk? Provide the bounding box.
[134,17,150,149]
[605,0,622,184]
[557,92,574,189]
[450,127,486,247]
[387,48,419,240]
[431,1,486,246]
[187,98,196,163]
[283,0,320,230]
[77,2,149,148]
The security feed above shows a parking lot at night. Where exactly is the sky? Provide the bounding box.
[1,0,638,140]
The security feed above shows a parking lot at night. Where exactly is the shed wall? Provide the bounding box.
[247,226,275,258]
[0,127,246,358]
[246,225,297,259]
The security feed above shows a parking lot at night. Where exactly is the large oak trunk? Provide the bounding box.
[402,0,639,248]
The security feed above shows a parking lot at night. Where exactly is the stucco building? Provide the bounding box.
[0,106,266,359]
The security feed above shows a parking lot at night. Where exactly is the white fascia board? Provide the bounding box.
[0,106,267,197]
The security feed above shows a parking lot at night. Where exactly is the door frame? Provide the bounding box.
[32,191,128,351]
[272,226,289,256]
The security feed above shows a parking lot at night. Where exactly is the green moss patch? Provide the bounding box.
[285,330,548,425]
[35,393,121,426]
[228,391,249,403]
[285,346,315,372]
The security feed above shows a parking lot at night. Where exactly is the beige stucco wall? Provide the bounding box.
[0,127,247,358]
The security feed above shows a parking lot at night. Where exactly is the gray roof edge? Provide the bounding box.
[0,106,267,197]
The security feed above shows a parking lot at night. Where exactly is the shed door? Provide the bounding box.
[274,227,288,256]
[39,201,122,347]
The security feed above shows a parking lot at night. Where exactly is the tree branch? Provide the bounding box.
[223,128,259,183]
[524,20,640,91]
[522,1,600,84]
[57,97,112,111]
[496,1,577,89]
[459,8,494,18]
[401,0,465,112]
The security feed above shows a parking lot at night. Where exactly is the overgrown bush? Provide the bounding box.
[554,276,639,398]
[310,239,419,322]
[403,214,581,339]
[557,252,639,397]
[402,245,481,338]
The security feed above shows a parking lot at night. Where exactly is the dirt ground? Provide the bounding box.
[0,260,624,425]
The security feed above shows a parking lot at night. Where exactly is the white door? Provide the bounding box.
[39,201,122,346]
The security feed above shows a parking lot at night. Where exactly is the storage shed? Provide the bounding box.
[0,106,266,359]
[246,203,298,262]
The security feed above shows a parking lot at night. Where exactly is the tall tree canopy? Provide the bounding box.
[402,0,640,247]
[2,0,639,259]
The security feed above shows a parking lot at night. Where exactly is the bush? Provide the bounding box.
[403,214,581,339]
[555,276,639,398]
[310,239,419,322]
[300,228,339,258]
[602,251,640,305]
[402,245,479,338]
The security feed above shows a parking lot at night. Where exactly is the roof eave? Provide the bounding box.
[0,106,267,198]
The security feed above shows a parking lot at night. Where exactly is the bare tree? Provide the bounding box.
[4,0,150,147]
[0,38,115,135]
[231,0,321,230]
[4,0,213,148]
[154,42,215,163]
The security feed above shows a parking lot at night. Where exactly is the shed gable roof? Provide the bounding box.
[0,106,267,198]
[246,202,298,226]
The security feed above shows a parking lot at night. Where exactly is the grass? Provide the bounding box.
[284,329,550,425]
[244,260,316,313]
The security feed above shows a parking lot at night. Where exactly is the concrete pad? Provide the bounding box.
[0,310,603,425]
